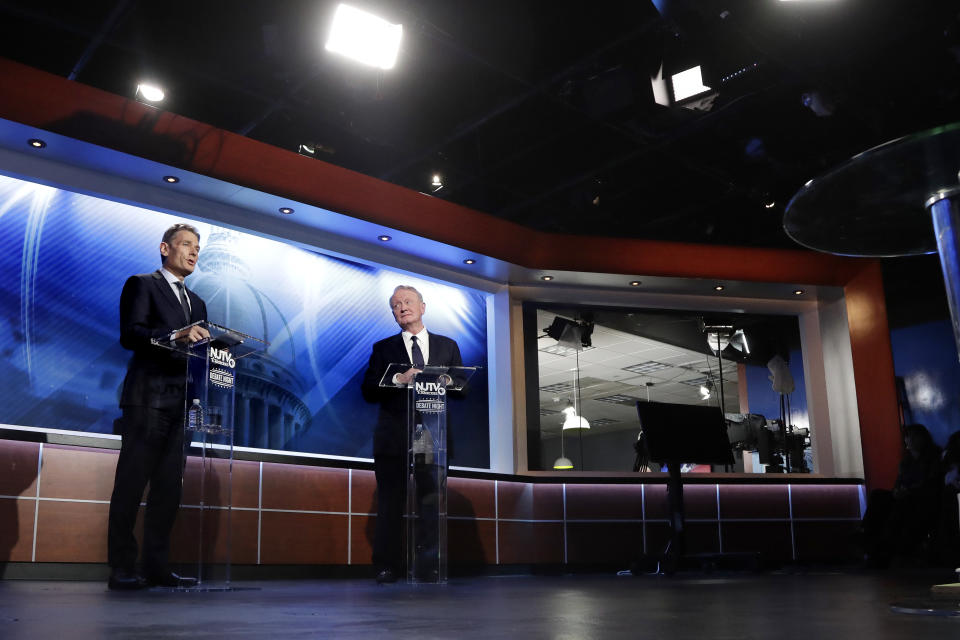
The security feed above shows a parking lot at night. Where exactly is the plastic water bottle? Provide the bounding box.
[187,398,203,431]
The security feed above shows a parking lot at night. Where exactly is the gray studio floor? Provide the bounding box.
[0,569,958,639]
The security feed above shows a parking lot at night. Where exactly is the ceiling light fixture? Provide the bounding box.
[279,207,294,215]
[794,289,804,296]
[463,258,476,265]
[135,82,165,103]
[561,405,591,431]
[699,380,714,400]
[431,174,443,192]
[541,275,554,281]
[27,138,46,149]
[629,280,641,287]
[325,3,403,70]
[764,200,776,209]
[714,284,725,291]
[377,235,392,242]
[162,176,179,184]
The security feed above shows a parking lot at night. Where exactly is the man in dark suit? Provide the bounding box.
[361,285,462,583]
[107,223,209,590]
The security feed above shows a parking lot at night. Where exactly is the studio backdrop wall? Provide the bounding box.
[0,174,491,467]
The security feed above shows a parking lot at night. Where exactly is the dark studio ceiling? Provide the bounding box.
[0,0,958,324]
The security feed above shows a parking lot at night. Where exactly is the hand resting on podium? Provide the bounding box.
[393,367,454,387]
[173,323,210,344]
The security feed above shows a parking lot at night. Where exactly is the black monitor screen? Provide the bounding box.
[636,401,734,465]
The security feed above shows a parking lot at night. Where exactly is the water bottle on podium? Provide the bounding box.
[187,398,203,432]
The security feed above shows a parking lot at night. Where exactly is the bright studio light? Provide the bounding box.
[135,83,165,103]
[671,66,711,102]
[325,4,403,70]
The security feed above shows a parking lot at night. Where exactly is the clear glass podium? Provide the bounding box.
[379,364,477,584]
[152,321,268,589]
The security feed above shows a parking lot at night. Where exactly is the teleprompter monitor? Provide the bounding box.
[636,401,734,466]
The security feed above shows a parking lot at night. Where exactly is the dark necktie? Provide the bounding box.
[410,335,425,368]
[174,281,191,322]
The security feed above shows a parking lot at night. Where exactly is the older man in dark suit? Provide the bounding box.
[361,285,462,583]
[106,223,209,590]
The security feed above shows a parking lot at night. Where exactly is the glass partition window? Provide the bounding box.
[527,305,810,474]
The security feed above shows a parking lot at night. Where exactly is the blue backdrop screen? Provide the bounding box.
[0,175,490,467]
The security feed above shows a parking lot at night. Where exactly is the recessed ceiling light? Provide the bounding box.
[162,175,179,184]
[279,207,294,215]
[714,284,725,291]
[463,258,476,265]
[541,275,554,281]
[764,200,776,209]
[629,280,641,287]
[377,235,392,242]
[794,289,804,296]
[27,138,46,149]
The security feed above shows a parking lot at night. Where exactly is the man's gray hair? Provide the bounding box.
[390,285,423,305]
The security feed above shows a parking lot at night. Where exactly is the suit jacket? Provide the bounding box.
[119,270,208,410]
[361,332,462,456]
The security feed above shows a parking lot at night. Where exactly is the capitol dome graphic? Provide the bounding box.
[189,229,310,450]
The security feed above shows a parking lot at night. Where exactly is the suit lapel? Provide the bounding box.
[151,270,185,321]
[390,334,410,365]
[151,270,197,326]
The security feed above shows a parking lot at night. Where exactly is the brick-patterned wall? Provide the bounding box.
[0,440,863,569]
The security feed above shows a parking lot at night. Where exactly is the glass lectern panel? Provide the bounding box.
[152,321,268,589]
[379,364,477,584]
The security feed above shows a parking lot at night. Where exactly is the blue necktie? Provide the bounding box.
[411,335,425,368]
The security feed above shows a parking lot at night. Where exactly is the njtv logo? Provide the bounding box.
[209,347,236,369]
[415,381,446,396]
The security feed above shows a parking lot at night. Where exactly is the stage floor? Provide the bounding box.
[0,569,956,638]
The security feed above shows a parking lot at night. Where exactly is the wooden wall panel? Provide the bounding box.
[565,484,643,520]
[498,482,563,521]
[497,522,563,564]
[259,512,348,564]
[0,498,36,562]
[721,521,793,563]
[351,470,378,516]
[566,522,643,565]
[719,485,790,519]
[350,514,375,565]
[448,477,496,519]
[261,463,349,513]
[39,445,117,501]
[791,484,862,519]
[0,440,40,498]
[34,501,109,563]
[449,519,496,566]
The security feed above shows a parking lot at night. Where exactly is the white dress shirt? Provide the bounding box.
[391,328,429,385]
[401,327,430,365]
[160,267,192,313]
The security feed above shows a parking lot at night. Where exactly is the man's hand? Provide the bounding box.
[396,367,422,385]
[173,324,210,344]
